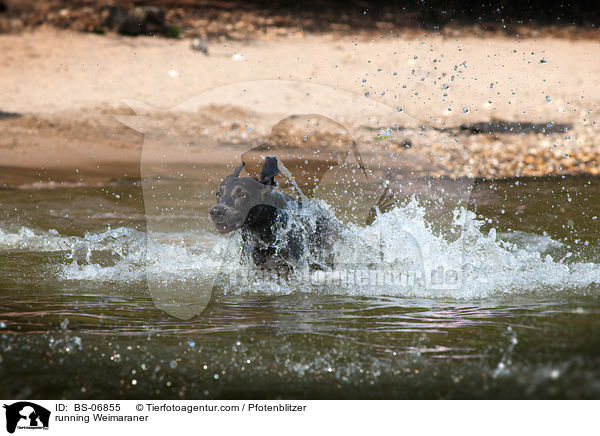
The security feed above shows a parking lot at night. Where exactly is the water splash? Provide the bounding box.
[0,226,73,251]
[1,198,598,299]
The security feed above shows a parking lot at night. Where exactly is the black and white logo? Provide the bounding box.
[3,402,50,434]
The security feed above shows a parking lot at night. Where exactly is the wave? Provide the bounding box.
[1,198,598,299]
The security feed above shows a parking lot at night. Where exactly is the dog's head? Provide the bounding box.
[210,157,280,234]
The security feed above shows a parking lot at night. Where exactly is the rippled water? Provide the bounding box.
[0,175,598,399]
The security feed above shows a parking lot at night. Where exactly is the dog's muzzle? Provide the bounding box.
[210,205,239,234]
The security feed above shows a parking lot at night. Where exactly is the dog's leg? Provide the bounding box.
[365,185,396,226]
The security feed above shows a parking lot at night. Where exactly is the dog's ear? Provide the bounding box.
[259,156,280,185]
[229,161,245,177]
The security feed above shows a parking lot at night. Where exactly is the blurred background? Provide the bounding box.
[1,0,599,38]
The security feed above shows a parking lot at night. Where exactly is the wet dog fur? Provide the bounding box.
[210,156,393,272]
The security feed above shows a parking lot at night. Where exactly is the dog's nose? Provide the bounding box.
[210,205,226,220]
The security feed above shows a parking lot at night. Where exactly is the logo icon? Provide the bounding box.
[3,402,50,434]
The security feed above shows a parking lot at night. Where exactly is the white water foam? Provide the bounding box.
[1,198,598,298]
[0,226,74,252]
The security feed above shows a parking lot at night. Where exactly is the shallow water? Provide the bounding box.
[0,176,598,399]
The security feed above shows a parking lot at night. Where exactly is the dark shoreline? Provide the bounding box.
[1,0,599,40]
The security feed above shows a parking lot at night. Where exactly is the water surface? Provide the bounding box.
[0,176,598,399]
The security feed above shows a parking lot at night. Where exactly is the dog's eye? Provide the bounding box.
[239,192,247,198]
[216,191,222,199]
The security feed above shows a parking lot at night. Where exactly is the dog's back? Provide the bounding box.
[240,200,337,272]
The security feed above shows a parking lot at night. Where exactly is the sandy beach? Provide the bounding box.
[0,27,599,186]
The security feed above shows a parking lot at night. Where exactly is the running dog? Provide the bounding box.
[210,156,393,271]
